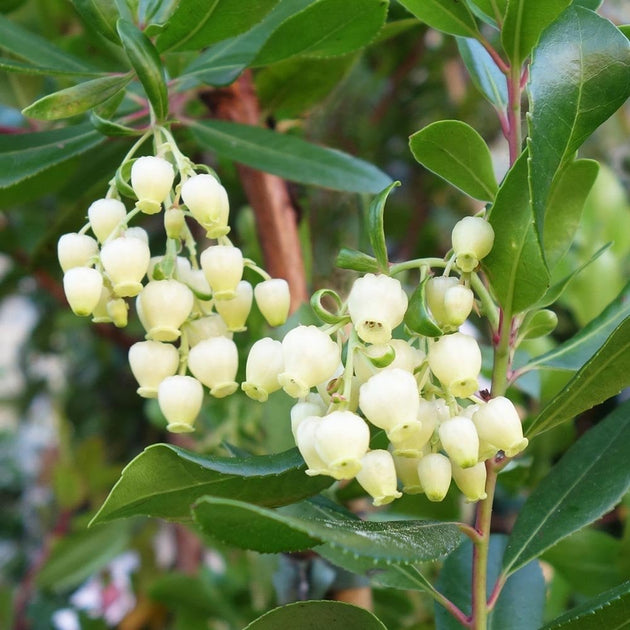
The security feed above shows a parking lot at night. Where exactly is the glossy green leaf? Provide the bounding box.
[72,0,120,43]
[573,0,603,8]
[504,400,630,575]
[89,111,144,136]
[397,0,479,37]
[0,14,95,73]
[156,0,280,52]
[335,248,381,274]
[253,0,388,65]
[435,535,545,630]
[37,522,132,592]
[0,123,105,189]
[244,601,387,630]
[456,37,508,108]
[22,74,131,121]
[0,58,101,77]
[467,0,507,22]
[404,276,443,337]
[501,0,570,65]
[519,309,558,340]
[528,6,630,245]
[90,444,333,525]
[527,318,630,436]
[543,159,599,269]
[483,152,549,314]
[188,120,392,193]
[409,120,498,201]
[117,19,168,122]
[541,580,630,629]
[193,496,463,562]
[368,181,399,271]
[621,25,630,41]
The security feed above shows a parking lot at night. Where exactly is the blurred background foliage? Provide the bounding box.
[0,0,629,628]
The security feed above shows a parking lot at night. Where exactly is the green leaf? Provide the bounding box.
[335,248,381,273]
[621,25,630,41]
[188,120,392,193]
[36,522,132,592]
[89,111,144,136]
[156,0,281,52]
[519,309,558,340]
[22,74,131,121]
[117,19,169,122]
[573,0,603,9]
[397,0,479,37]
[90,444,333,525]
[501,0,570,66]
[72,0,120,43]
[456,37,508,108]
[0,57,101,77]
[541,580,630,630]
[244,601,387,630]
[409,120,498,201]
[193,495,463,562]
[525,279,630,371]
[253,0,388,66]
[0,123,105,189]
[483,151,549,314]
[467,0,507,22]
[527,318,630,436]
[404,276,443,337]
[435,535,545,629]
[368,181,399,271]
[543,159,599,269]
[0,14,95,73]
[503,400,630,575]
[527,6,630,245]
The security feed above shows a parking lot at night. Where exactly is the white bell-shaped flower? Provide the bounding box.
[417,453,452,502]
[125,226,149,244]
[390,448,424,494]
[63,268,103,316]
[158,375,203,433]
[452,462,487,502]
[200,245,243,300]
[290,394,327,439]
[182,314,230,346]
[139,280,194,342]
[438,415,479,468]
[451,216,495,272]
[131,155,175,214]
[295,416,330,476]
[180,174,230,238]
[356,450,402,506]
[314,410,370,480]
[214,281,253,332]
[187,336,238,398]
[57,233,99,272]
[443,285,475,327]
[278,325,340,398]
[347,274,408,344]
[100,236,150,297]
[428,332,481,397]
[241,338,283,402]
[472,396,528,457]
[87,198,127,243]
[359,368,421,441]
[107,297,128,328]
[254,279,290,327]
[390,398,438,458]
[128,340,179,398]
[426,276,458,324]
[91,286,113,323]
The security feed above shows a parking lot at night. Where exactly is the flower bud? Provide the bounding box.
[164,208,185,239]
[390,449,424,494]
[278,325,340,398]
[290,395,327,439]
[426,276,458,324]
[181,314,229,346]
[128,340,179,398]
[131,156,175,214]
[443,285,475,327]
[452,462,487,502]
[87,198,126,243]
[390,398,438,458]
[417,453,452,502]
[214,281,252,332]
[314,411,370,479]
[180,174,230,238]
[63,268,103,316]
[158,375,203,433]
[254,279,290,327]
[139,280,194,342]
[347,274,408,344]
[241,338,283,402]
[438,415,479,468]
[295,416,330,476]
[428,332,481,397]
[57,233,99,272]
[472,397,528,457]
[100,236,150,297]
[107,297,128,328]
[91,286,113,323]
[451,216,494,272]
[187,336,238,398]
[200,245,243,300]
[356,450,402,506]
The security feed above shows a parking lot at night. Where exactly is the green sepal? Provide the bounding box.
[368,181,400,272]
[519,309,558,341]
[359,344,396,369]
[404,276,443,337]
[335,248,381,274]
[115,158,136,199]
[90,111,144,137]
[310,288,349,325]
